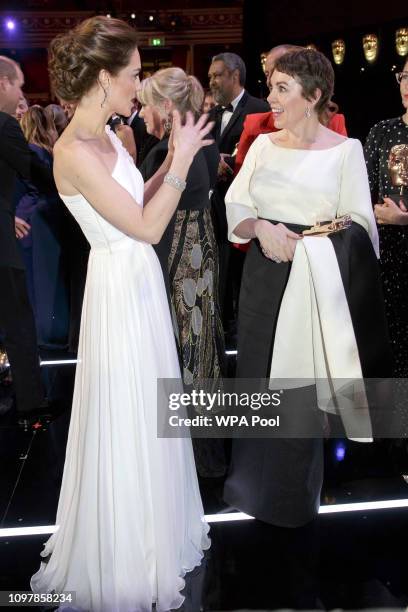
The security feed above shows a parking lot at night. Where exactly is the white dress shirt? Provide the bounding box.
[220,89,245,136]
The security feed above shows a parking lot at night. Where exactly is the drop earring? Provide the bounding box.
[164,114,173,135]
[100,80,110,108]
[305,106,311,118]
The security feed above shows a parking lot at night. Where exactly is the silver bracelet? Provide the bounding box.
[163,173,186,193]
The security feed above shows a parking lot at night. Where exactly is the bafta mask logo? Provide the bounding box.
[260,52,267,74]
[332,39,345,65]
[363,34,379,63]
[396,28,408,57]
[388,144,408,191]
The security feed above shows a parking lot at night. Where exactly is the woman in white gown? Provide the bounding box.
[31,16,212,611]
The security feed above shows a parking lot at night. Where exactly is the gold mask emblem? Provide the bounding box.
[260,52,267,74]
[396,28,408,57]
[332,39,345,65]
[363,34,379,63]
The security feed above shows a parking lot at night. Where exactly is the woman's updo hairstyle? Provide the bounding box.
[48,16,139,102]
[137,67,204,120]
[275,48,334,115]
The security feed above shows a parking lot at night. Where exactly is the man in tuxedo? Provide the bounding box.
[127,103,159,167]
[111,101,159,168]
[208,52,269,339]
[0,56,54,416]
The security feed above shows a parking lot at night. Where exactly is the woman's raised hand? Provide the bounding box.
[255,220,302,262]
[171,110,214,159]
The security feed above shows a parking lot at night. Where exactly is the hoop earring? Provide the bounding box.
[305,106,311,119]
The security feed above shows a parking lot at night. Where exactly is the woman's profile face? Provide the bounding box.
[400,60,408,112]
[110,47,141,117]
[139,103,164,139]
[267,69,312,130]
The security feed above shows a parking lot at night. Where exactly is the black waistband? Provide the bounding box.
[259,218,311,233]
[259,218,331,234]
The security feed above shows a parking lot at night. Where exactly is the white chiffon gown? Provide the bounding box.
[31,127,210,611]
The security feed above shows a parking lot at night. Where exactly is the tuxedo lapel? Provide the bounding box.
[218,91,248,150]
[210,106,224,143]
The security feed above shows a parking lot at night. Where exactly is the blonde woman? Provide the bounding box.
[138,70,224,378]
[138,68,226,477]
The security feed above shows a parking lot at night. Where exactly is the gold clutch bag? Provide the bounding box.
[302,214,352,237]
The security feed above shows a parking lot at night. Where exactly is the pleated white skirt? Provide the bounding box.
[31,240,210,611]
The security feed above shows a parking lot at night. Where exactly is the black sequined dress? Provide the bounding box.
[364,117,408,377]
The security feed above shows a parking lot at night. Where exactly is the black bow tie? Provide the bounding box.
[216,103,234,114]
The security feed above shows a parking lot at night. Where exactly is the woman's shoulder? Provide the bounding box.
[367,117,401,136]
[249,132,271,150]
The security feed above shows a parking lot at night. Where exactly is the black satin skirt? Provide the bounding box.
[223,221,392,527]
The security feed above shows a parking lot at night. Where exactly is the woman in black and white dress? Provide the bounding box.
[224,49,391,528]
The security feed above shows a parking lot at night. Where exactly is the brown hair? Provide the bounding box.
[20,105,58,154]
[275,48,334,114]
[0,56,19,81]
[45,103,68,136]
[48,16,139,102]
[137,67,204,120]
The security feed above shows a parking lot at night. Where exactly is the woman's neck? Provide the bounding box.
[276,118,322,149]
[69,96,113,139]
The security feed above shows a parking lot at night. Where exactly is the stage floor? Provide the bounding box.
[1,353,408,610]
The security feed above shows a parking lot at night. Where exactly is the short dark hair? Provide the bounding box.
[211,52,246,86]
[275,49,334,114]
[48,16,139,102]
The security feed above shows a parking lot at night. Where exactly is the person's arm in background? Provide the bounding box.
[362,122,407,226]
[234,115,257,175]
[328,113,347,136]
[115,123,137,164]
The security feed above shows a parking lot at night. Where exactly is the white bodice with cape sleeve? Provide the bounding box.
[226,134,380,441]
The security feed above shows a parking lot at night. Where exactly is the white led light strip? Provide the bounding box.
[3,353,238,368]
[1,499,407,537]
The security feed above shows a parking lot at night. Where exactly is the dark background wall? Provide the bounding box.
[243,0,408,141]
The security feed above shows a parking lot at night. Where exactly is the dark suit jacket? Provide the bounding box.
[210,91,270,167]
[129,113,160,168]
[209,91,269,242]
[0,112,55,269]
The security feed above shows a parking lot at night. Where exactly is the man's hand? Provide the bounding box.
[15,216,31,239]
[217,153,234,180]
